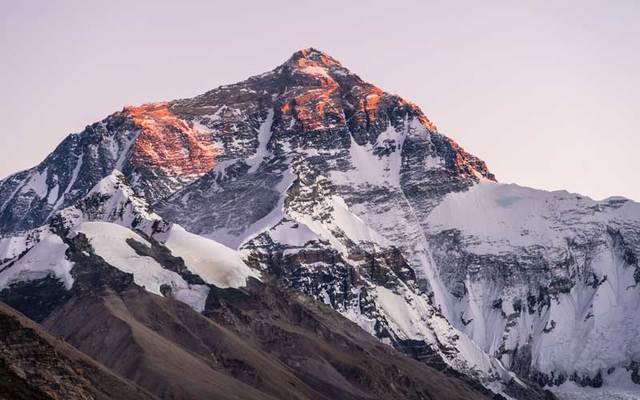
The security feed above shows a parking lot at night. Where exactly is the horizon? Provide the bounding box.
[1,0,638,201]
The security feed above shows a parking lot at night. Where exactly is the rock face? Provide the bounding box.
[0,102,215,234]
[0,173,491,400]
[424,183,640,390]
[0,47,638,398]
[124,102,218,199]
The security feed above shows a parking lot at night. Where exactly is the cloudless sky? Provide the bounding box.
[1,0,638,200]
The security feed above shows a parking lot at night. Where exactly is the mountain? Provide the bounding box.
[0,47,638,399]
[0,171,492,400]
[0,301,154,400]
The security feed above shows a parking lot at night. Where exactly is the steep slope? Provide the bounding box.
[0,48,490,236]
[157,49,640,397]
[153,48,528,394]
[0,49,508,391]
[0,101,216,234]
[1,47,638,398]
[0,173,493,400]
[0,302,154,400]
[41,283,493,400]
[0,171,259,318]
[425,182,640,389]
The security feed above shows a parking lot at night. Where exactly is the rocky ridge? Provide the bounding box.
[1,48,638,399]
[0,171,493,400]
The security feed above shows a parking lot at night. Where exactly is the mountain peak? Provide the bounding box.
[285,47,343,68]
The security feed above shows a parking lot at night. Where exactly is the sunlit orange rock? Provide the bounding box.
[286,55,347,131]
[124,103,217,178]
[365,92,381,121]
[279,48,440,134]
[281,101,291,115]
[294,48,341,69]
[291,86,345,131]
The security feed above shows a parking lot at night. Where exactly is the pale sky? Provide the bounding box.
[1,0,638,201]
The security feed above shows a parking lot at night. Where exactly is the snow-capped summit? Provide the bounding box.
[0,48,492,235]
[0,48,638,399]
[284,47,345,69]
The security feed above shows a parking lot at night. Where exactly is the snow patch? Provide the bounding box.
[0,233,73,289]
[21,168,49,198]
[49,152,83,218]
[331,123,406,188]
[289,195,388,255]
[264,219,320,248]
[74,221,209,311]
[246,109,274,173]
[427,181,640,253]
[298,65,331,79]
[46,184,59,205]
[158,224,259,289]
